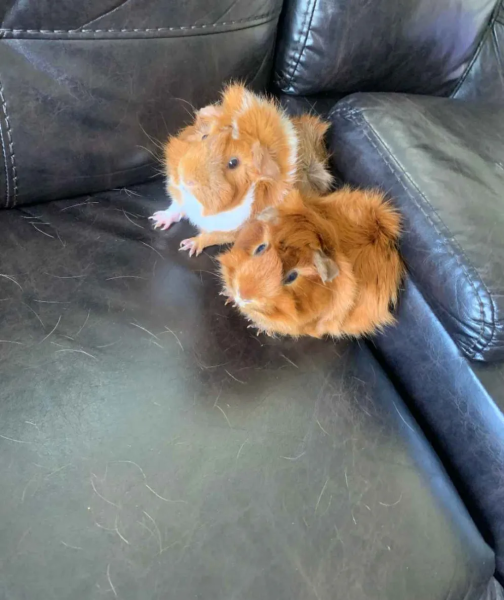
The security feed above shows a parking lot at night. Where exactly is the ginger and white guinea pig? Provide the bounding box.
[218,187,404,339]
[149,84,333,256]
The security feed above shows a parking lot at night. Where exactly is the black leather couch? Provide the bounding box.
[1,1,504,598]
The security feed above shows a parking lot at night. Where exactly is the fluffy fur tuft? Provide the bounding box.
[291,114,333,195]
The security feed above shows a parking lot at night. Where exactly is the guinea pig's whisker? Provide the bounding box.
[137,144,163,164]
[137,121,165,152]
[169,96,197,113]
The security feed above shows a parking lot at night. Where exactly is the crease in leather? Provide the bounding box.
[0,80,17,208]
[491,26,504,75]
[333,106,496,360]
[0,10,280,36]
[283,0,318,89]
[451,0,501,98]
[247,38,276,88]
[78,0,134,29]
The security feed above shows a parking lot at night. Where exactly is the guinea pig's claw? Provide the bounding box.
[179,238,201,257]
[150,211,181,231]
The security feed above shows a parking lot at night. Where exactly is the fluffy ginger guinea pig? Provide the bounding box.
[149,84,333,256]
[218,187,404,339]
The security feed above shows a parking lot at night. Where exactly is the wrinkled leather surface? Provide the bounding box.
[274,0,497,96]
[0,181,495,600]
[373,278,504,581]
[454,2,504,102]
[483,578,504,600]
[0,0,281,208]
[329,93,504,362]
[278,92,345,118]
[0,0,279,33]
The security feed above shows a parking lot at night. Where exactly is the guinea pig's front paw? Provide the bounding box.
[179,236,204,257]
[149,210,182,231]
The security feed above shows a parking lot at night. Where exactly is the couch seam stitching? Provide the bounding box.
[0,82,17,207]
[0,11,279,34]
[0,106,10,207]
[337,110,494,358]
[328,105,361,120]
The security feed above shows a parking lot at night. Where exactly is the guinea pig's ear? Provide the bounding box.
[313,250,339,283]
[195,105,223,136]
[257,207,279,223]
[197,104,223,120]
[252,141,281,181]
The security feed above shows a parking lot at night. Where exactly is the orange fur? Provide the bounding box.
[180,230,236,256]
[292,114,333,195]
[165,84,297,211]
[218,187,404,339]
[156,84,332,253]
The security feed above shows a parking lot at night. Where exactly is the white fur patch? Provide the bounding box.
[280,114,298,183]
[241,90,253,111]
[177,181,255,233]
[231,119,239,139]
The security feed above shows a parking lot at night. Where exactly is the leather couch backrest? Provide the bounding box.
[0,0,282,208]
[274,0,499,97]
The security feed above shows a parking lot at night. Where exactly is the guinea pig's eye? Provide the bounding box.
[201,134,208,140]
[228,157,240,170]
[253,243,268,256]
[284,271,298,285]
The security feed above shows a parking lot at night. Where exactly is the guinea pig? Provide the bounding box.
[218,187,403,338]
[149,84,333,256]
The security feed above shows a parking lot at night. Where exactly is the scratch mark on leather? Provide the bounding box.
[0,273,23,290]
[106,564,118,598]
[90,474,119,507]
[315,477,329,513]
[39,315,62,344]
[282,451,306,461]
[0,432,31,444]
[379,493,403,507]
[214,403,232,428]
[74,310,90,337]
[391,400,415,433]
[55,348,98,360]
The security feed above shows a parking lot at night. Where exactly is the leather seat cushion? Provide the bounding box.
[0,181,494,599]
